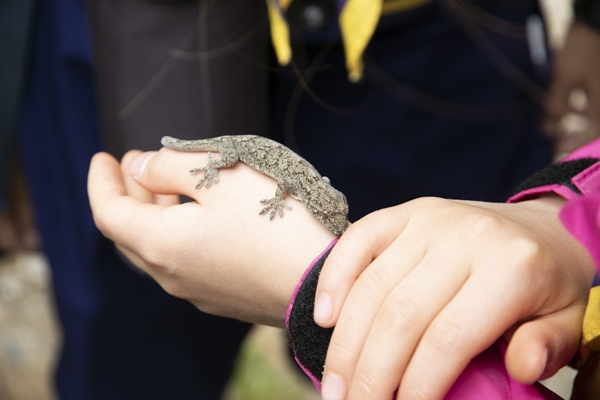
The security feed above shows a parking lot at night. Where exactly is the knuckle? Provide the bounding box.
[506,237,546,280]
[409,196,447,210]
[467,213,505,239]
[360,267,393,301]
[410,196,434,207]
[513,238,544,265]
[424,317,464,357]
[352,203,405,237]
[323,250,354,278]
[380,295,421,335]
[346,216,372,240]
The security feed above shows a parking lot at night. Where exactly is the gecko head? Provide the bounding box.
[310,181,349,237]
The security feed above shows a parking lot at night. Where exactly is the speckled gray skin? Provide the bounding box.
[161,135,349,237]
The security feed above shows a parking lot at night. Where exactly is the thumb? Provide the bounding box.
[129,148,210,199]
[504,306,583,384]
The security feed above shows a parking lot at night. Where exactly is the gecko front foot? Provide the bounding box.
[259,198,292,220]
[190,152,220,188]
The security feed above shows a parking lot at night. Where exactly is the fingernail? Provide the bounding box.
[314,293,333,324]
[322,373,346,400]
[130,151,155,179]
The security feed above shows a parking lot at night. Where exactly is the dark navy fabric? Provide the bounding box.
[272,0,553,221]
[18,0,250,399]
[0,0,35,211]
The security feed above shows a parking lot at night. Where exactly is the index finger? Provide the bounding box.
[314,204,411,328]
[87,152,165,253]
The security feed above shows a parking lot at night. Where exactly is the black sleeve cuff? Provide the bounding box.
[287,246,334,382]
[513,158,599,196]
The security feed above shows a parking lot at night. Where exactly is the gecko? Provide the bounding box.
[161,135,349,237]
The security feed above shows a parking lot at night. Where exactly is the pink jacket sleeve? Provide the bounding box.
[553,138,600,269]
[509,138,600,204]
[508,137,600,268]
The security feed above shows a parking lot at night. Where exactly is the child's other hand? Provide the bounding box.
[315,196,594,400]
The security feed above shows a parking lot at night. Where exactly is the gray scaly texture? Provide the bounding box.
[161,135,349,237]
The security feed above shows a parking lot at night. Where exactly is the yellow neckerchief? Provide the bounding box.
[266,0,431,81]
[581,286,600,363]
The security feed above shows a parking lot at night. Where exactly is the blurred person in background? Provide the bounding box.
[8,0,255,399]
[0,0,39,255]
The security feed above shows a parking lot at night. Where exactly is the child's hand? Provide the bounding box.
[315,196,595,400]
[88,148,335,327]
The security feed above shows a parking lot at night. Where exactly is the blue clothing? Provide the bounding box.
[272,0,552,220]
[0,0,35,211]
[19,0,249,398]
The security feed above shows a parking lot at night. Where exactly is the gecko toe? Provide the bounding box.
[259,198,289,220]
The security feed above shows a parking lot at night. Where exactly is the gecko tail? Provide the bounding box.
[161,136,177,147]
[161,136,200,151]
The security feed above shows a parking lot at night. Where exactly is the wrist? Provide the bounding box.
[251,184,336,327]
[246,223,334,327]
[267,231,335,328]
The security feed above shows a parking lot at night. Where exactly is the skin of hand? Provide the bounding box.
[87,149,335,328]
[545,21,600,154]
[314,196,596,400]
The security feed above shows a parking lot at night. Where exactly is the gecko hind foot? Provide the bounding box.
[259,198,292,220]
